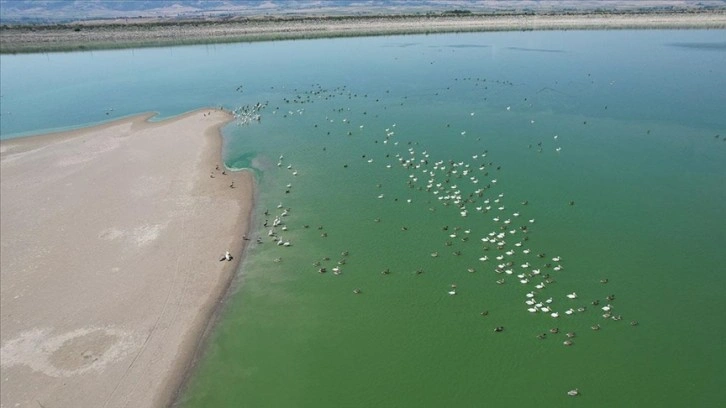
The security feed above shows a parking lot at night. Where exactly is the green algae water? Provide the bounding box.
[1,30,725,407]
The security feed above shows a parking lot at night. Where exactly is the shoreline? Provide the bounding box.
[2,11,725,54]
[160,119,258,408]
[0,109,255,408]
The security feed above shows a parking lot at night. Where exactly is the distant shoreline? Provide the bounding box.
[2,11,725,54]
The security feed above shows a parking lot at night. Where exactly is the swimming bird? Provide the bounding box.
[567,292,578,299]
[567,388,580,396]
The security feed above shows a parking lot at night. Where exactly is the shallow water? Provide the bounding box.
[2,30,725,407]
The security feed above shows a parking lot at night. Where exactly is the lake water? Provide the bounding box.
[1,30,725,407]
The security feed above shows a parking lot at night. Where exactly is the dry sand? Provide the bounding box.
[0,110,254,408]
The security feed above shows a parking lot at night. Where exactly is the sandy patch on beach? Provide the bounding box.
[0,110,253,408]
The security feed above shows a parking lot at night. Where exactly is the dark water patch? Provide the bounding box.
[432,44,490,48]
[506,47,565,53]
[667,42,726,51]
[382,42,421,48]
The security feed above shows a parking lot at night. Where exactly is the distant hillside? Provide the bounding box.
[2,0,725,24]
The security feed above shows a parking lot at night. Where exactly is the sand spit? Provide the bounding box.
[0,110,254,408]
[2,12,725,53]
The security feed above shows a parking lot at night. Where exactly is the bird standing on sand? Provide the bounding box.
[220,251,232,262]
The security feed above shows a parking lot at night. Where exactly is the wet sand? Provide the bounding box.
[0,110,254,408]
[2,11,725,53]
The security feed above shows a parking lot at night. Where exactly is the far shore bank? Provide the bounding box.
[0,109,255,408]
[2,11,725,54]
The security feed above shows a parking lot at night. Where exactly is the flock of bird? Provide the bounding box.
[237,80,637,354]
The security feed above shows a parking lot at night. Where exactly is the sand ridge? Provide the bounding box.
[2,11,725,53]
[0,109,254,408]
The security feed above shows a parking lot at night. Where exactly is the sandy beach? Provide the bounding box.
[2,11,725,53]
[0,110,253,408]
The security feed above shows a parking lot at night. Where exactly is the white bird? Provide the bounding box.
[448,289,457,295]
[551,312,559,318]
[565,308,575,315]
[528,307,538,313]
[602,305,612,312]
[567,292,578,299]
[552,256,561,262]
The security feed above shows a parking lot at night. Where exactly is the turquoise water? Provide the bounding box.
[2,30,725,407]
